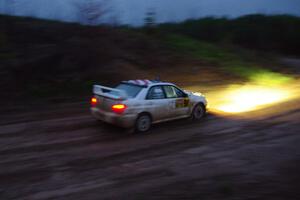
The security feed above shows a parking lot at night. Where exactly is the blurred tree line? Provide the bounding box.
[158,14,300,56]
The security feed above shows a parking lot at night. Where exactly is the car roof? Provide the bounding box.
[122,79,175,87]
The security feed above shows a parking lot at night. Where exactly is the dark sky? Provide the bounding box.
[1,0,300,25]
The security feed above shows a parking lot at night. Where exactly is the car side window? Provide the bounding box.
[164,86,177,98]
[174,87,186,98]
[147,86,165,99]
[164,86,186,98]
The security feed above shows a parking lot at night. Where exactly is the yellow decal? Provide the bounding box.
[176,98,189,108]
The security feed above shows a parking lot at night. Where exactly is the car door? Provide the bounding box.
[163,85,190,118]
[145,86,172,122]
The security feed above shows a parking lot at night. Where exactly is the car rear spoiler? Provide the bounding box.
[93,85,128,100]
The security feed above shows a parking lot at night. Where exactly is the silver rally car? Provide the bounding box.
[91,80,208,132]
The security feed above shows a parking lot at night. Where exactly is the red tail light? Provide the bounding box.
[112,104,127,114]
[91,97,98,106]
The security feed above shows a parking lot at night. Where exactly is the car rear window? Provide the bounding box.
[112,83,143,98]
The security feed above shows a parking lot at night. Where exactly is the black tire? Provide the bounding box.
[191,103,206,120]
[135,113,152,133]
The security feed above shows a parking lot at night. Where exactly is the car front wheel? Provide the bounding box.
[192,104,206,120]
[135,114,152,133]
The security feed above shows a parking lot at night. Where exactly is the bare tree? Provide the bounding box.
[144,8,157,27]
[74,0,110,25]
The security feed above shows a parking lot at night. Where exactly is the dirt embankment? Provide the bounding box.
[0,15,248,108]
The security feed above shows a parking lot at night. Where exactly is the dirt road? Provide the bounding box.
[1,96,300,200]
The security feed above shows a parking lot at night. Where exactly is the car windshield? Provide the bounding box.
[110,83,143,98]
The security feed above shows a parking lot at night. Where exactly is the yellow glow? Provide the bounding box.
[185,74,298,114]
[213,85,291,113]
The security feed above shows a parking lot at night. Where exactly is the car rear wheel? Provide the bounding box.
[192,104,206,120]
[135,114,152,133]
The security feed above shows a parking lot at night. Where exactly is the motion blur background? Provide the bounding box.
[1,0,300,25]
[1,1,300,200]
[1,0,300,110]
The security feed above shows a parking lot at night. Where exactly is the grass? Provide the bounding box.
[163,34,293,85]
[165,34,234,62]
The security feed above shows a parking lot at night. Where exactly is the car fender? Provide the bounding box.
[188,93,207,109]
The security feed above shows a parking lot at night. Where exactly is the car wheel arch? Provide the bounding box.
[137,112,153,121]
[192,101,205,109]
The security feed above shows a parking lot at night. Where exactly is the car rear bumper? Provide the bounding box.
[91,107,137,128]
